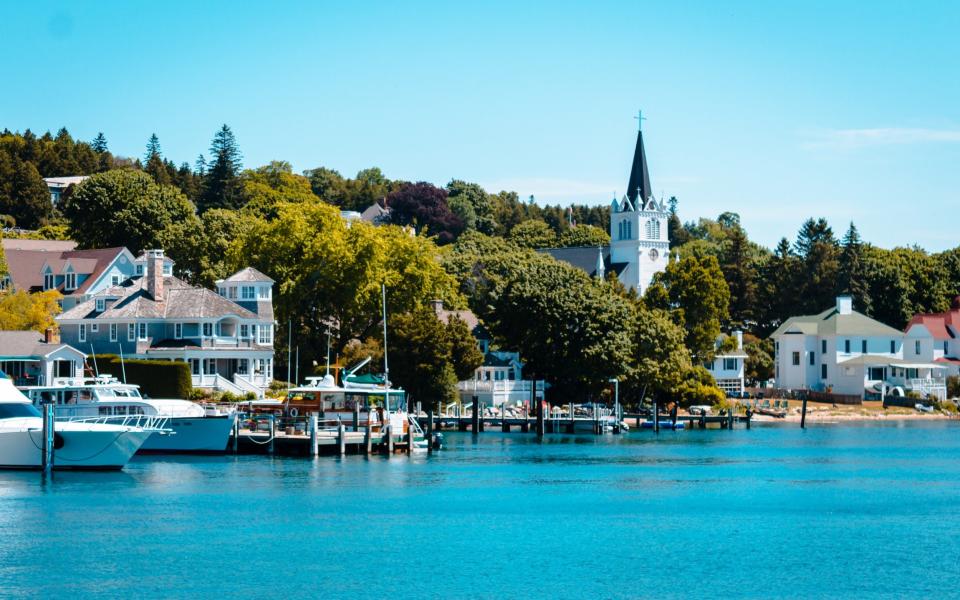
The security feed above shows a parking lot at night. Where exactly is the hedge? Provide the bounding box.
[90,354,192,399]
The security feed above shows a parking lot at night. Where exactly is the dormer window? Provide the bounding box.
[242,286,255,300]
[218,287,226,297]
[162,263,172,276]
[96,298,105,312]
[229,287,237,300]
[111,274,121,286]
[44,273,55,290]
[174,323,182,339]
[136,264,143,276]
[258,286,271,300]
[64,271,77,291]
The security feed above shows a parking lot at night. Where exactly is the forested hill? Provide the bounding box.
[2,125,959,338]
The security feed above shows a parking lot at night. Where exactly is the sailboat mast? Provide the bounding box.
[381,284,389,387]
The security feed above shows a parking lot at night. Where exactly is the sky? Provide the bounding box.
[2,1,959,250]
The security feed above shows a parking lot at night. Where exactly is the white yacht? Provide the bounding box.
[21,375,237,454]
[0,371,155,470]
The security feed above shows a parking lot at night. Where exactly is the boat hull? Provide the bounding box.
[0,420,152,470]
[138,414,236,453]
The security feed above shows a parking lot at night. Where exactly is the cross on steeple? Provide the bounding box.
[626,112,652,206]
[634,110,646,132]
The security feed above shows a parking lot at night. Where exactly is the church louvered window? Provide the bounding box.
[645,219,660,240]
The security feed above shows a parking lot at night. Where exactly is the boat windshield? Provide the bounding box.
[0,403,42,419]
[97,388,142,399]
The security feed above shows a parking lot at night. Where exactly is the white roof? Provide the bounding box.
[44,176,89,188]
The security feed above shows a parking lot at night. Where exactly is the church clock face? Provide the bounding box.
[649,248,659,261]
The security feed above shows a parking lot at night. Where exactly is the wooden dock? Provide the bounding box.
[231,415,421,456]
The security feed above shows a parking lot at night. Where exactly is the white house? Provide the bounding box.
[772,296,946,400]
[43,175,89,206]
[0,330,85,386]
[542,122,669,294]
[903,296,960,377]
[705,330,747,395]
[431,301,544,409]
[56,250,276,397]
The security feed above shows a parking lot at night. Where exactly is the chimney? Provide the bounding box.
[837,295,852,315]
[431,299,443,315]
[44,327,59,344]
[146,249,164,302]
[734,330,743,350]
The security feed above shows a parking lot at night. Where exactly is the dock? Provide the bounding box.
[230,415,421,456]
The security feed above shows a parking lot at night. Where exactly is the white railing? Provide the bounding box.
[233,374,265,398]
[58,414,171,432]
[458,380,544,393]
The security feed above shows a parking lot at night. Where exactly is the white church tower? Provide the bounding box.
[608,118,670,295]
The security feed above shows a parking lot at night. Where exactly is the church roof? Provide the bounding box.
[538,246,627,279]
[626,128,652,206]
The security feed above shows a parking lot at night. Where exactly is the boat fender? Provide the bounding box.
[289,407,299,418]
[54,432,65,450]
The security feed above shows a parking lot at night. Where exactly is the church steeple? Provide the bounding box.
[626,113,652,207]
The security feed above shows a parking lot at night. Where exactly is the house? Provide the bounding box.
[705,330,748,395]
[360,200,391,225]
[0,330,85,387]
[431,300,544,408]
[2,238,135,310]
[43,176,89,206]
[771,295,946,400]
[56,250,276,397]
[541,122,670,294]
[903,296,960,376]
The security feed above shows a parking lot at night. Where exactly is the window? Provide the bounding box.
[228,287,237,300]
[862,340,867,353]
[258,287,270,300]
[136,264,143,275]
[237,360,248,375]
[137,322,147,341]
[174,323,182,339]
[78,324,86,343]
[242,286,256,300]
[821,340,827,354]
[218,287,226,297]
[945,341,949,354]
[821,364,827,380]
[723,358,737,370]
[792,352,800,366]
[162,263,172,275]
[111,274,121,286]
[258,324,273,345]
[915,340,921,355]
[266,358,273,379]
[91,324,98,333]
[96,298,105,312]
[645,219,660,239]
[240,324,249,338]
[202,322,213,337]
[890,340,896,354]
[110,323,117,342]
[65,271,76,291]
[809,352,815,366]
[44,273,55,290]
[844,339,850,354]
[128,323,135,341]
[189,359,200,376]
[205,358,217,374]
[868,367,885,381]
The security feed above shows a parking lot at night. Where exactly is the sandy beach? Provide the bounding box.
[747,400,959,423]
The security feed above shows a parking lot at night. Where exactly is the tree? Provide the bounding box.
[239,161,318,218]
[627,306,692,402]
[508,219,556,249]
[338,337,383,375]
[144,134,162,162]
[645,254,730,361]
[446,180,496,234]
[198,124,242,212]
[0,158,52,228]
[387,307,460,411]
[304,166,347,205]
[0,289,62,333]
[720,224,757,326]
[91,133,108,154]
[794,218,839,313]
[755,237,799,335]
[63,170,198,254]
[164,208,251,286]
[559,224,610,247]
[838,222,871,313]
[744,335,774,385]
[387,181,464,244]
[143,134,171,185]
[446,315,484,381]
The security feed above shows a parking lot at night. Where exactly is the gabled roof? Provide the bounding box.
[770,307,902,338]
[57,276,261,321]
[4,245,125,294]
[43,176,89,188]
[905,299,960,340]
[1,239,77,252]
[0,331,85,360]
[538,246,628,279]
[361,201,390,223]
[221,267,274,283]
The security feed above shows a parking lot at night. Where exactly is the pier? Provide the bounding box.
[230,415,421,456]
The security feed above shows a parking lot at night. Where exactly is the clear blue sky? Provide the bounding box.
[3,1,958,250]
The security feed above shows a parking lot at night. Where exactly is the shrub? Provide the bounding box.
[947,376,960,399]
[91,354,192,399]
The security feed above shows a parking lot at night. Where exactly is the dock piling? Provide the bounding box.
[268,417,276,455]
[653,400,659,433]
[309,413,318,457]
[232,414,240,454]
[337,421,346,455]
[471,396,479,435]
[801,397,808,429]
[353,404,360,432]
[406,423,414,454]
[386,424,394,454]
[364,420,372,455]
[426,407,434,454]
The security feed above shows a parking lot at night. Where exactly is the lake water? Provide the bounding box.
[2,421,959,599]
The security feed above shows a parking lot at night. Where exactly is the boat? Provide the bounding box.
[0,371,157,470]
[20,375,237,453]
[640,420,686,430]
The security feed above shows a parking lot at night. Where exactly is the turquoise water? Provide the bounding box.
[2,422,960,599]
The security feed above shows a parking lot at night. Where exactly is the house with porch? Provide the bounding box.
[771,295,947,401]
[431,300,544,408]
[56,250,275,397]
[903,296,960,377]
[0,330,85,387]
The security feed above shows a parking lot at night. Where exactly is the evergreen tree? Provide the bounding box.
[721,224,757,327]
[144,134,162,162]
[198,125,242,212]
[91,132,108,153]
[756,237,800,335]
[838,222,871,314]
[794,218,839,314]
[143,134,171,185]
[195,154,207,176]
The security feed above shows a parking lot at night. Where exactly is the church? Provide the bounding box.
[542,122,670,294]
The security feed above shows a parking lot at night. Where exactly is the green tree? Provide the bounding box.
[794,218,839,313]
[240,161,318,218]
[645,253,730,361]
[744,335,774,385]
[627,306,692,403]
[164,208,251,286]
[0,158,52,228]
[0,289,62,333]
[720,224,757,326]
[63,170,198,254]
[559,224,610,247]
[143,134,171,185]
[91,133,108,154]
[446,315,484,381]
[304,166,347,205]
[838,222,871,313]
[446,180,496,234]
[388,307,460,410]
[198,124,243,212]
[508,219,557,249]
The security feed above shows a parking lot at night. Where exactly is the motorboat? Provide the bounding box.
[20,375,237,453]
[0,371,156,470]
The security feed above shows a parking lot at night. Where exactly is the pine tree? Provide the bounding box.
[756,237,800,335]
[721,224,757,327]
[91,133,108,153]
[794,218,839,314]
[198,125,243,213]
[144,133,162,162]
[143,134,170,185]
[194,154,207,176]
[839,222,872,314]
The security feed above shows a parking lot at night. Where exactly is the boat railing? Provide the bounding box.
[57,414,171,432]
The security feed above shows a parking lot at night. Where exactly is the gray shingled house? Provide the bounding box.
[56,250,275,397]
